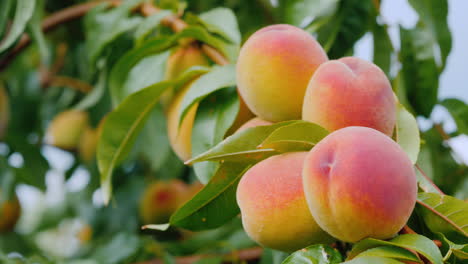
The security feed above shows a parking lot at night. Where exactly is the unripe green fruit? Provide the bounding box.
[303,127,417,242]
[139,180,189,224]
[45,110,89,150]
[237,152,334,252]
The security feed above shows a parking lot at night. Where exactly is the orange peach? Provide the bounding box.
[302,57,396,136]
[139,180,189,224]
[45,110,89,150]
[303,127,417,242]
[236,24,328,122]
[235,117,273,133]
[237,152,334,252]
[0,192,21,233]
[162,43,210,109]
[166,82,198,162]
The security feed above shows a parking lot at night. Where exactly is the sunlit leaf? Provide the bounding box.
[395,104,420,164]
[348,234,443,264]
[0,0,36,53]
[170,162,251,230]
[417,192,468,239]
[281,244,342,264]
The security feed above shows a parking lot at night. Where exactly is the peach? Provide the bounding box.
[303,127,417,242]
[235,117,273,133]
[0,192,21,233]
[45,110,89,150]
[236,24,328,122]
[161,43,210,109]
[139,180,189,224]
[302,57,396,136]
[237,152,334,252]
[166,82,198,162]
[225,96,255,136]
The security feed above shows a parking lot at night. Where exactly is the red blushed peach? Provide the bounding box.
[302,57,396,136]
[237,152,334,252]
[303,127,417,242]
[236,24,328,122]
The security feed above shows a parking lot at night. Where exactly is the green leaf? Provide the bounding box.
[134,10,172,46]
[415,165,443,194]
[342,256,405,264]
[316,0,374,58]
[372,22,393,77]
[356,246,420,263]
[109,36,177,104]
[109,26,225,105]
[408,0,452,68]
[74,70,107,110]
[85,0,144,65]
[0,0,36,53]
[400,25,439,117]
[348,234,443,264]
[192,88,240,183]
[97,81,173,205]
[281,244,342,264]
[119,51,170,102]
[197,8,241,44]
[170,162,251,231]
[416,192,468,239]
[279,0,338,27]
[26,0,49,65]
[0,0,12,38]
[440,98,468,135]
[260,121,329,153]
[178,64,236,126]
[395,104,420,164]
[437,233,468,261]
[186,121,299,165]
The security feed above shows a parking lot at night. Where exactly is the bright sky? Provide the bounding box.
[354,0,468,164]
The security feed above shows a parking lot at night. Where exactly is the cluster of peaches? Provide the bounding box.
[232,24,417,252]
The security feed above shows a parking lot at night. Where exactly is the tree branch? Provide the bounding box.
[135,247,263,264]
[0,0,121,71]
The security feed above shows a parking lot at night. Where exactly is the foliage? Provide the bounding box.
[0,0,466,263]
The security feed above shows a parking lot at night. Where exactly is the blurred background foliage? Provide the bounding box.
[0,0,466,263]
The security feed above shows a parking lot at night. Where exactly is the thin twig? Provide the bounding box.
[139,2,230,65]
[415,164,445,195]
[0,0,121,71]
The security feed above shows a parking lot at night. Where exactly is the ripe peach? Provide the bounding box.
[166,82,198,162]
[162,43,210,108]
[225,96,255,136]
[139,180,189,224]
[235,117,272,133]
[303,127,417,242]
[0,192,21,233]
[236,24,328,122]
[45,110,89,150]
[237,152,334,252]
[302,57,396,136]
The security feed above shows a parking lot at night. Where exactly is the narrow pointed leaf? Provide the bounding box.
[282,244,342,264]
[170,163,251,230]
[395,104,420,164]
[0,0,36,53]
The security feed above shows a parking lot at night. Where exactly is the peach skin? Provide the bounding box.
[237,152,334,252]
[303,126,417,242]
[236,24,328,122]
[302,57,396,136]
